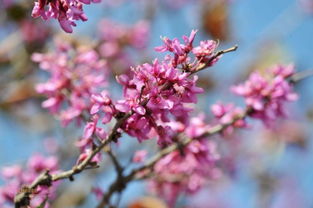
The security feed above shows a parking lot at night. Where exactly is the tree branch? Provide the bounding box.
[94,69,313,208]
[14,110,132,207]
[16,45,312,208]
[95,110,248,208]
[191,45,238,74]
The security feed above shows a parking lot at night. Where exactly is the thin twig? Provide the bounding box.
[15,46,311,208]
[95,111,247,208]
[191,45,238,75]
[107,149,124,176]
[13,111,132,207]
[289,69,313,83]
[95,69,313,208]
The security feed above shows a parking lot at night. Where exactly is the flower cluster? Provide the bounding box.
[34,31,221,146]
[98,19,150,56]
[111,31,221,145]
[33,40,108,126]
[31,0,101,33]
[97,19,150,74]
[231,65,298,125]
[0,154,59,208]
[132,150,147,163]
[148,64,299,205]
[155,30,219,69]
[74,89,117,164]
[20,20,50,44]
[211,102,247,135]
[150,142,219,206]
[147,116,219,205]
[76,113,109,165]
[150,135,220,206]
[29,26,301,207]
[74,31,220,167]
[116,59,203,145]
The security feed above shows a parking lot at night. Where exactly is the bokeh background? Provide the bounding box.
[1,0,313,207]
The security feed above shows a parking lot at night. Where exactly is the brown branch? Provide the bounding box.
[14,170,51,207]
[136,113,247,174]
[14,72,152,207]
[191,45,238,74]
[107,149,124,176]
[95,111,248,208]
[13,110,133,207]
[15,43,312,207]
[14,88,152,207]
[289,69,313,83]
[95,69,313,208]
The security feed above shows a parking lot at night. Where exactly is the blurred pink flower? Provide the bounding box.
[133,150,147,163]
[0,154,59,208]
[150,139,220,206]
[231,64,298,126]
[33,41,108,126]
[32,0,101,33]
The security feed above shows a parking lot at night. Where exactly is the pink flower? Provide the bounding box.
[110,31,228,145]
[90,91,115,124]
[99,42,120,58]
[155,30,219,69]
[92,187,104,200]
[1,165,22,179]
[150,139,220,206]
[133,150,147,163]
[20,20,50,43]
[0,154,59,207]
[155,31,195,67]
[271,64,295,78]
[32,0,100,33]
[185,114,211,138]
[192,40,217,57]
[97,19,150,74]
[98,19,150,53]
[82,115,107,140]
[211,102,247,135]
[27,154,58,172]
[76,148,102,165]
[33,41,108,126]
[231,64,298,126]
[117,58,203,144]
[130,21,150,49]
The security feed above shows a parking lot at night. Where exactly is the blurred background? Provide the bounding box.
[1,0,313,207]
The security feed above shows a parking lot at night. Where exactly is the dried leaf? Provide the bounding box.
[202,0,230,42]
[128,196,168,208]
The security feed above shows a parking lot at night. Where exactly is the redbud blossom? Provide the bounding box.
[0,154,59,208]
[231,65,298,126]
[150,139,220,206]
[211,102,247,135]
[117,59,203,144]
[155,30,219,69]
[133,150,147,163]
[33,41,108,126]
[32,0,101,33]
